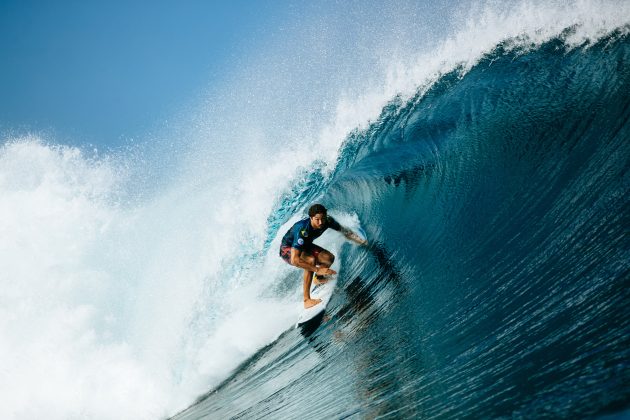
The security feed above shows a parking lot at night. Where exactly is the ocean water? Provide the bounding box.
[1,2,629,419]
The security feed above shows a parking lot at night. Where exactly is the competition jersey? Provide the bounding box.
[281,215,341,250]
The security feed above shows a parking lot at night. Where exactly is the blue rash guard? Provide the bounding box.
[280,215,341,252]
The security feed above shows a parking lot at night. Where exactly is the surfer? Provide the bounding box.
[280,203,367,308]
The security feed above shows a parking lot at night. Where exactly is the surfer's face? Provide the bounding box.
[310,213,326,230]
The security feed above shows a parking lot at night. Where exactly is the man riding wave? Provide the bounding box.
[279,204,367,308]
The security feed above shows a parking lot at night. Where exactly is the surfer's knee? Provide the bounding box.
[302,254,316,265]
[318,251,334,266]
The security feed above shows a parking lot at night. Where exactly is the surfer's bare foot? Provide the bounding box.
[304,298,322,308]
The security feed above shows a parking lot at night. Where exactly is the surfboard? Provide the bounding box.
[296,226,365,328]
[296,275,337,327]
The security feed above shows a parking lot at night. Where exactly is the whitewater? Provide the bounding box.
[1,1,629,419]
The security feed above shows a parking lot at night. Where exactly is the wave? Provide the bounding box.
[1,2,629,419]
[174,30,630,419]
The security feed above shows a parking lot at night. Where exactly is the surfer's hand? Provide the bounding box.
[316,267,336,276]
[350,233,368,246]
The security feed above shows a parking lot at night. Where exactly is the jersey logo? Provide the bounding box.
[300,229,308,237]
[297,238,304,245]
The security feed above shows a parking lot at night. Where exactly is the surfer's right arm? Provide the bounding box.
[290,248,336,275]
[327,216,368,246]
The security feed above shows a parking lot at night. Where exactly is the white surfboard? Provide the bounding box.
[296,275,337,326]
[295,226,365,327]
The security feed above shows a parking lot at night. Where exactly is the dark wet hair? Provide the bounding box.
[308,203,327,218]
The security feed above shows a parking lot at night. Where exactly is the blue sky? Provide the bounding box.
[0,1,292,148]
[1,1,456,150]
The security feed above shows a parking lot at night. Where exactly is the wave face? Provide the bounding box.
[173,32,630,419]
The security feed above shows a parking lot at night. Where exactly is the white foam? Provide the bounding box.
[0,136,309,419]
[0,138,167,419]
